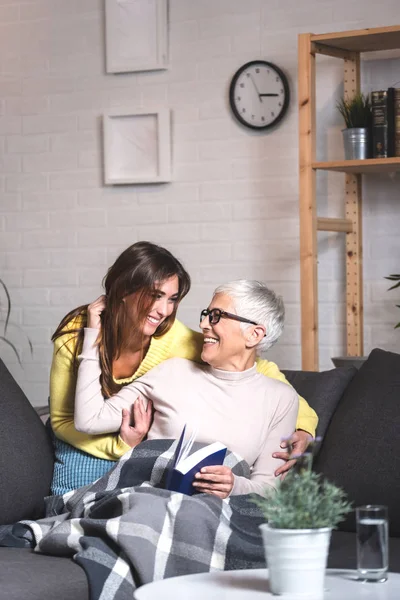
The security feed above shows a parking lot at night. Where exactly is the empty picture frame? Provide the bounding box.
[103,108,172,184]
[105,0,168,73]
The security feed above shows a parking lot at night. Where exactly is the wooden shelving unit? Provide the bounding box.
[298,24,400,371]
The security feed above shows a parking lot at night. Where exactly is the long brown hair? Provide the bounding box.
[52,241,191,397]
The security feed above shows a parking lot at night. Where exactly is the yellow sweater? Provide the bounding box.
[50,318,318,460]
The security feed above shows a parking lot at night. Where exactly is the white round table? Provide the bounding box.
[134,569,400,599]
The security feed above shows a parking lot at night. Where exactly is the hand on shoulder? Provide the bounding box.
[87,295,106,329]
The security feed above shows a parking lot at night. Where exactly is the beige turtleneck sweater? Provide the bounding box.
[75,328,299,496]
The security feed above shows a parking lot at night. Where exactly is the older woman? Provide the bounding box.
[75,280,299,498]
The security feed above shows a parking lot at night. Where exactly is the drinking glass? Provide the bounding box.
[356,505,389,582]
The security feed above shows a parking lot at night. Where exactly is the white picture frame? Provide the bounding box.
[103,108,172,185]
[105,0,168,74]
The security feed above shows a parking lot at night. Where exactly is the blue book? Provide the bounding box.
[166,426,227,496]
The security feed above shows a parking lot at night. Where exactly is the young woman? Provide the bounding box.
[50,241,317,493]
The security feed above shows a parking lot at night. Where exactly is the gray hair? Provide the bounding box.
[213,280,284,353]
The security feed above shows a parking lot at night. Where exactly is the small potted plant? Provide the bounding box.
[385,273,400,329]
[337,92,372,160]
[254,450,351,599]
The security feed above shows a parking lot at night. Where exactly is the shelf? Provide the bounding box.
[312,157,400,174]
[312,25,400,53]
[299,24,400,371]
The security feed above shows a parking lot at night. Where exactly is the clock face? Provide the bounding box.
[229,60,290,130]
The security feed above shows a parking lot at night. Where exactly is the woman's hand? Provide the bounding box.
[119,398,153,448]
[87,295,106,329]
[192,465,234,499]
[273,430,313,478]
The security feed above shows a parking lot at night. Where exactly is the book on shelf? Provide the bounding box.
[371,88,395,158]
[395,88,400,157]
[165,425,227,496]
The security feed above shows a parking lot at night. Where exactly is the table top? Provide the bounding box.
[134,568,400,599]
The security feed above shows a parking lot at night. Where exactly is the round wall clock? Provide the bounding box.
[229,60,290,130]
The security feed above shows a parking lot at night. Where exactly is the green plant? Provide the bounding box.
[337,92,372,129]
[0,278,33,364]
[253,451,352,529]
[385,273,400,329]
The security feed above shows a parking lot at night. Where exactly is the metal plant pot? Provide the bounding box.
[342,127,370,160]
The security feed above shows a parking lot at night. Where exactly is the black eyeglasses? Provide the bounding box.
[200,308,258,326]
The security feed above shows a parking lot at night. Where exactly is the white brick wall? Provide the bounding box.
[0,0,400,405]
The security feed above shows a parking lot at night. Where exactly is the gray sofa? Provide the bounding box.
[0,347,399,599]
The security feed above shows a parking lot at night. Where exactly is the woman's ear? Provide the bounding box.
[245,325,266,349]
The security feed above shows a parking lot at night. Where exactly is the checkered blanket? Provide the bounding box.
[13,439,267,600]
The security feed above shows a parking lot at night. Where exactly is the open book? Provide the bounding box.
[165,426,227,496]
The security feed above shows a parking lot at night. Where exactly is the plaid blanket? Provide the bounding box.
[7,439,266,600]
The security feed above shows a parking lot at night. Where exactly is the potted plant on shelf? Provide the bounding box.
[337,92,372,160]
[254,449,351,599]
[385,273,400,329]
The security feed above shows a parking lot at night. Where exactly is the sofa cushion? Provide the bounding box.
[0,359,54,525]
[314,348,400,535]
[282,366,357,439]
[0,548,88,600]
[328,531,400,573]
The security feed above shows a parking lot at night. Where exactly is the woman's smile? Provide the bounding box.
[146,315,162,326]
[203,336,219,345]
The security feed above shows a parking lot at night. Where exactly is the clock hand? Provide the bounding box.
[249,74,262,102]
[259,93,279,97]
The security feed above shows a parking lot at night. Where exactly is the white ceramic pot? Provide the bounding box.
[260,523,332,598]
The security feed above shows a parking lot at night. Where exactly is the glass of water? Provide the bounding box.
[356,505,389,582]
